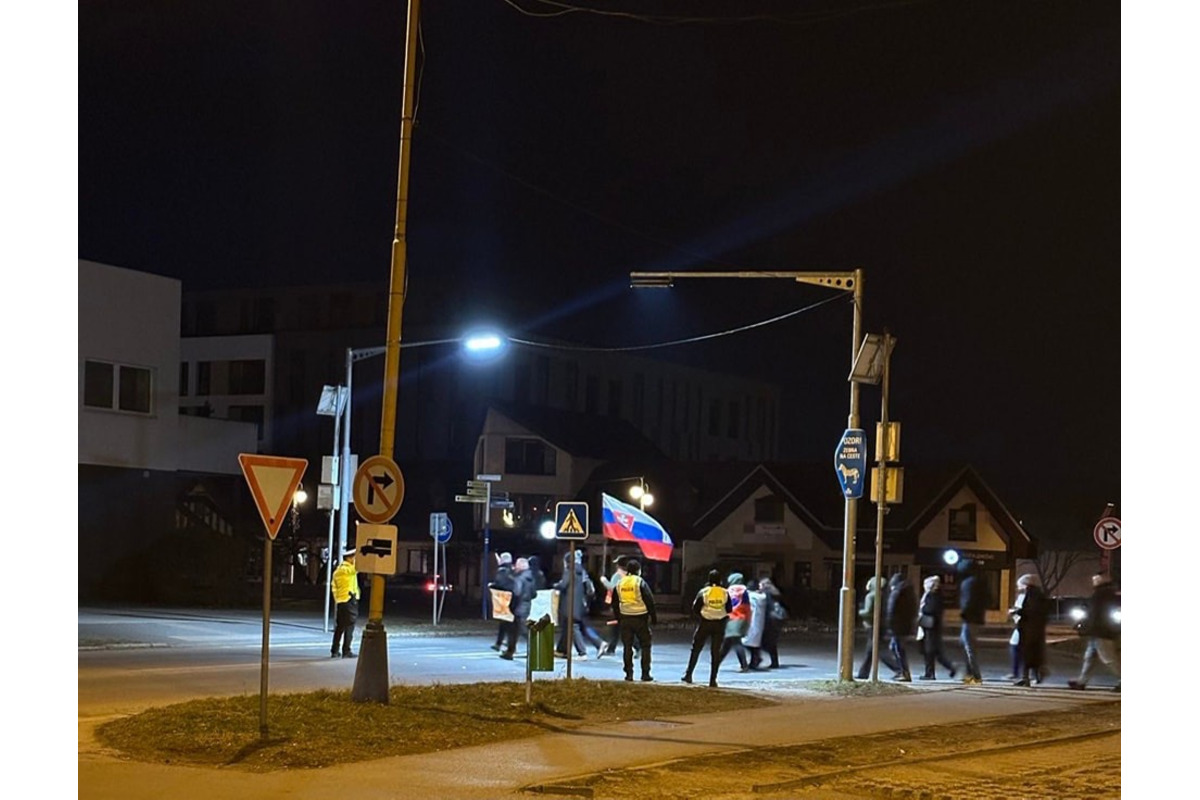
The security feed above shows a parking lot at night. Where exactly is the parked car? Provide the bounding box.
[385,572,454,609]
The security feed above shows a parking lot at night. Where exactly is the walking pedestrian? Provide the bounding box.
[916,575,957,680]
[886,572,916,681]
[1012,573,1049,686]
[499,557,536,660]
[554,551,603,659]
[744,579,769,670]
[719,572,751,672]
[613,558,657,681]
[682,569,732,687]
[489,552,515,651]
[759,576,787,669]
[856,575,900,679]
[599,555,631,657]
[329,546,360,658]
[957,558,989,684]
[1068,573,1121,692]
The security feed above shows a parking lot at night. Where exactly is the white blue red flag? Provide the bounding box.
[601,492,674,562]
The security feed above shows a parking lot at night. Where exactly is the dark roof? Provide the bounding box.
[487,402,664,461]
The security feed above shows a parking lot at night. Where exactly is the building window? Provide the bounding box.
[194,301,216,335]
[504,438,556,476]
[793,561,812,589]
[196,361,212,396]
[505,493,557,531]
[407,549,429,573]
[83,360,114,408]
[179,362,189,397]
[229,359,266,395]
[119,365,152,413]
[948,503,977,541]
[728,401,740,438]
[83,360,152,414]
[708,400,721,436]
[228,404,266,439]
[755,496,784,523]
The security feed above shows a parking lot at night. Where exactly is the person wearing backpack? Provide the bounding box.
[682,569,732,687]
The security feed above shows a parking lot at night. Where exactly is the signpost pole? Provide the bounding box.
[433,521,439,627]
[259,533,272,737]
[567,541,576,680]
[868,335,894,682]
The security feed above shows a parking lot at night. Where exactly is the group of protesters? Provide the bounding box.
[853,558,1120,691]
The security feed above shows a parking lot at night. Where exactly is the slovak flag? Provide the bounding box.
[601,492,674,562]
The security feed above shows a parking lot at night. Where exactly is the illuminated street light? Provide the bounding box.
[539,519,557,540]
[631,268,864,681]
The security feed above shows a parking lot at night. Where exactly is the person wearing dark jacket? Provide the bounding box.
[885,572,917,682]
[1012,573,1049,686]
[489,552,516,652]
[917,575,957,680]
[613,558,657,681]
[1068,573,1121,692]
[957,559,988,684]
[554,552,604,658]
[856,575,900,679]
[759,576,787,669]
[500,558,536,660]
[682,570,732,687]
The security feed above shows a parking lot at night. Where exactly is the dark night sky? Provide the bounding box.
[77,0,1123,542]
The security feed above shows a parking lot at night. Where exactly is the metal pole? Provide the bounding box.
[837,268,865,681]
[433,526,438,626]
[868,333,893,682]
[482,481,492,620]
[338,347,353,557]
[567,541,575,679]
[259,534,272,738]
[324,388,344,633]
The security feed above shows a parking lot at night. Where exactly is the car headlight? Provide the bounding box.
[1069,607,1087,622]
[1111,609,1121,625]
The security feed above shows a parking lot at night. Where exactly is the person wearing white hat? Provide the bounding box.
[330,546,360,658]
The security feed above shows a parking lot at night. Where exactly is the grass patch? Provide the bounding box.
[800,679,914,697]
[96,680,776,772]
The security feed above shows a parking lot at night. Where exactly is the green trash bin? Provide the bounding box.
[528,619,555,672]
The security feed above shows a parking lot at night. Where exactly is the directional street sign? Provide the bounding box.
[466,486,489,497]
[352,455,405,524]
[466,480,489,489]
[355,523,398,575]
[834,428,867,500]
[238,454,308,540]
[1093,516,1121,550]
[455,494,487,504]
[429,512,453,544]
[555,501,589,541]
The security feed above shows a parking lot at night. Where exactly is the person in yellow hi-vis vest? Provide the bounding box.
[330,546,360,658]
[613,558,657,681]
[682,570,733,687]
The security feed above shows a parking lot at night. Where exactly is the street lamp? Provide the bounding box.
[630,268,864,681]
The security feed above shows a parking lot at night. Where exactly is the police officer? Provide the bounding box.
[613,558,657,681]
[330,546,360,658]
[682,569,732,687]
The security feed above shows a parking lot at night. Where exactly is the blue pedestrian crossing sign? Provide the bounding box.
[834,428,868,499]
[555,501,589,541]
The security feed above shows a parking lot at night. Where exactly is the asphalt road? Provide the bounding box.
[78,604,1099,715]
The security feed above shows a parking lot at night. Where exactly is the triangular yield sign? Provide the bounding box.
[238,454,308,540]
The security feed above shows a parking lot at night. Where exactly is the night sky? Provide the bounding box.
[78,1,1122,543]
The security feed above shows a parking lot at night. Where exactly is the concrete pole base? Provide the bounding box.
[351,621,390,704]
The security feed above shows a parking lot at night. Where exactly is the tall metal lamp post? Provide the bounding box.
[630,269,864,681]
